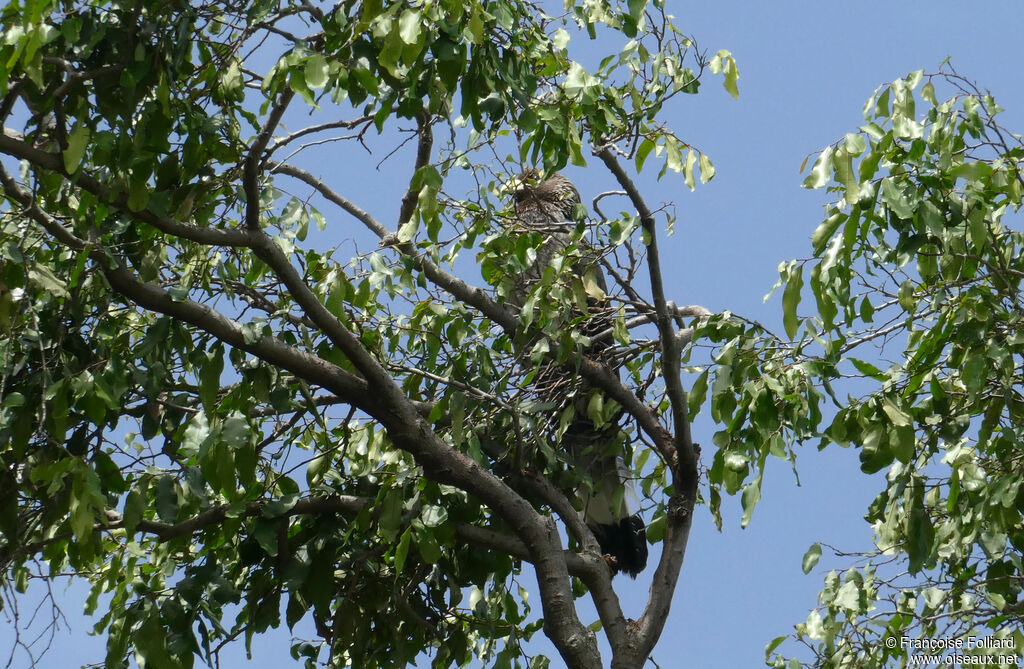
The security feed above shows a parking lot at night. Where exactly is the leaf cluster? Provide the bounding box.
[760,69,1024,667]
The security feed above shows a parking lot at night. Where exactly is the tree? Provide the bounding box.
[0,1,732,667]
[3,2,1021,669]
[756,69,1024,666]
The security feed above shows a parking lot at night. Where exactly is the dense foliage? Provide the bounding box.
[0,1,724,667]
[0,0,1020,668]
[761,71,1024,666]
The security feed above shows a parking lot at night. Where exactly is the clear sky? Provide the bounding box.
[4,2,1023,668]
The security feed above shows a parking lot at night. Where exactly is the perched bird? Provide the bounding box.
[507,169,648,578]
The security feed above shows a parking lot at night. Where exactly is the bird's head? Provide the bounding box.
[509,169,581,218]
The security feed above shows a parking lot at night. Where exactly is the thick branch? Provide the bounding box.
[524,472,629,650]
[596,147,696,469]
[245,89,295,229]
[632,488,697,661]
[396,110,433,227]
[100,496,587,573]
[0,129,254,247]
[596,147,702,666]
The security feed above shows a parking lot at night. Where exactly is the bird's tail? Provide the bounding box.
[565,413,649,578]
[580,467,648,577]
[588,515,648,578]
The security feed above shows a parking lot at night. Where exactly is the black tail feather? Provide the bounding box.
[591,515,648,578]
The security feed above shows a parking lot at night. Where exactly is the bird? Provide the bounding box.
[506,169,648,578]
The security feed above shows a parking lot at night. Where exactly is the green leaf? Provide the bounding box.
[420,505,448,527]
[63,124,90,173]
[803,147,833,189]
[849,358,886,381]
[253,518,279,557]
[306,453,327,486]
[278,476,300,496]
[950,161,993,182]
[832,147,859,204]
[698,152,715,183]
[69,477,96,542]
[765,635,787,660]
[843,133,866,155]
[782,262,803,339]
[636,137,656,172]
[921,80,936,104]
[304,54,329,88]
[27,264,69,298]
[586,392,605,426]
[2,392,26,407]
[122,490,145,535]
[397,216,418,243]
[740,478,761,528]
[394,528,412,572]
[961,350,987,398]
[286,592,309,630]
[906,497,934,573]
[378,489,403,541]
[881,399,912,427]
[155,475,178,523]
[397,9,421,46]
[645,512,666,542]
[221,412,250,449]
[833,579,861,611]
[687,369,709,422]
[889,424,915,463]
[564,62,596,97]
[859,425,892,474]
[263,495,298,518]
[947,467,961,511]
[897,279,917,312]
[466,8,485,43]
[626,0,648,21]
[665,136,683,173]
[552,28,570,50]
[415,525,442,563]
[198,347,224,411]
[582,268,606,300]
[811,212,845,256]
[801,543,822,574]
[288,69,315,105]
[683,148,697,191]
[709,49,739,99]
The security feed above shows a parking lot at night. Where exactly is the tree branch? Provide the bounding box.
[596,147,702,665]
[16,151,608,668]
[100,495,592,574]
[0,164,370,406]
[266,115,373,158]
[397,109,434,227]
[596,147,696,469]
[0,129,254,247]
[245,89,295,229]
[270,158,672,458]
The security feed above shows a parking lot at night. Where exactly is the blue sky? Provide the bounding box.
[4,2,1023,668]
